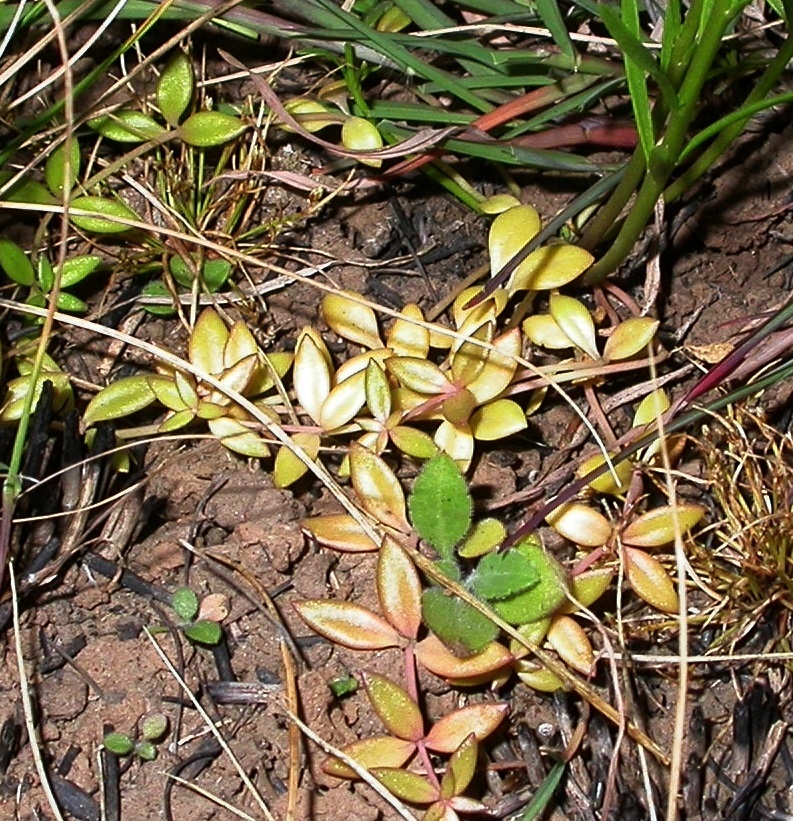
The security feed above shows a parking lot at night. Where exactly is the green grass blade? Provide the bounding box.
[521,760,565,820]
[572,0,678,110]
[534,0,575,59]
[394,0,456,28]
[620,0,654,160]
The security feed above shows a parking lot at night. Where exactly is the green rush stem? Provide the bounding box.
[583,0,743,283]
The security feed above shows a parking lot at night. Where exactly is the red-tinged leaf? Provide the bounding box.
[294,601,401,649]
[349,442,409,531]
[624,547,679,613]
[302,514,379,552]
[377,536,422,639]
[440,734,477,799]
[365,673,424,742]
[424,703,508,753]
[323,735,415,778]
[371,768,439,804]
[415,635,513,680]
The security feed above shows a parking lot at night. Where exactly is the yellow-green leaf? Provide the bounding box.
[470,398,527,441]
[624,547,679,613]
[45,140,80,196]
[603,317,659,361]
[522,313,573,350]
[83,374,156,426]
[508,243,594,294]
[386,303,429,358]
[341,116,383,167]
[322,291,382,350]
[320,369,366,430]
[324,737,415,779]
[179,111,246,147]
[208,416,270,458]
[457,518,506,558]
[157,50,194,126]
[349,442,408,531]
[71,195,138,233]
[365,673,424,742]
[273,432,320,488]
[549,292,599,359]
[621,504,705,548]
[89,110,167,143]
[488,204,542,277]
[386,357,450,395]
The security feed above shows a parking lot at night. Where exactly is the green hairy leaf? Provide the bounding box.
[408,454,472,558]
[422,587,498,657]
[469,550,540,601]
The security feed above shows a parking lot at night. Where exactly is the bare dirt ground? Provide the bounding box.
[2,34,793,821]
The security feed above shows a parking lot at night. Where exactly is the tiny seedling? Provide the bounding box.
[170,586,223,646]
[103,712,170,762]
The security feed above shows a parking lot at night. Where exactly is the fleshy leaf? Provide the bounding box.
[603,317,659,361]
[341,116,383,167]
[633,389,670,427]
[158,50,194,126]
[624,547,679,613]
[465,328,520,405]
[522,313,573,350]
[577,452,632,495]
[60,255,101,288]
[302,514,379,552]
[0,238,35,286]
[377,536,422,639]
[371,768,438,804]
[45,139,80,196]
[470,398,527,441]
[83,375,157,426]
[386,357,450,395]
[507,243,594,294]
[559,567,614,614]
[457,518,506,558]
[548,292,599,359]
[273,432,320,488]
[545,502,612,548]
[293,328,333,424]
[179,111,246,147]
[424,703,508,753]
[469,550,539,601]
[408,454,472,556]
[71,195,138,233]
[621,504,705,548]
[441,734,477,799]
[488,204,542,277]
[415,634,513,680]
[320,369,367,430]
[207,416,270,458]
[365,673,424,742]
[547,615,595,674]
[89,110,167,142]
[514,661,564,692]
[389,425,438,459]
[349,442,408,531]
[294,600,401,649]
[365,359,391,423]
[386,303,430,358]
[322,291,383,350]
[323,736,415,779]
